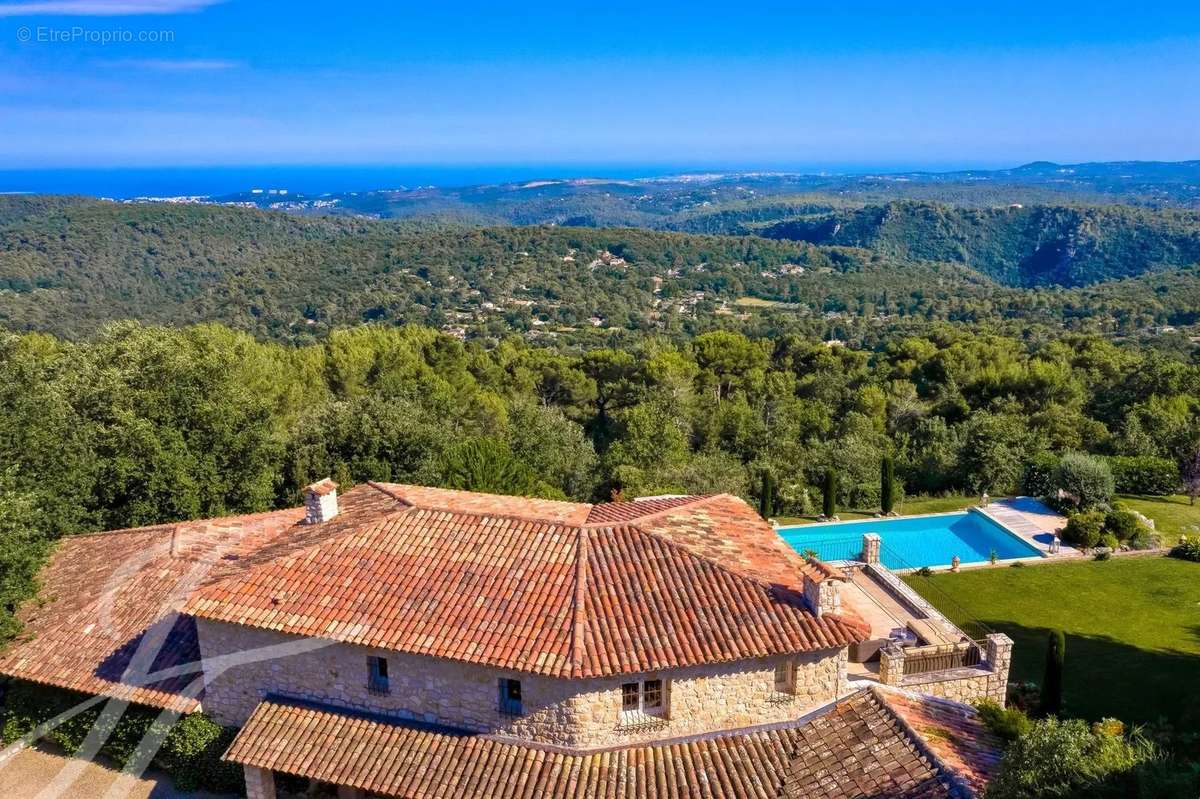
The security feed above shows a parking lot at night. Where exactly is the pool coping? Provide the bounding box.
[776,506,1045,570]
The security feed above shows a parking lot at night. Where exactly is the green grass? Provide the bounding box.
[906,557,1200,725]
[775,493,976,526]
[1116,494,1200,539]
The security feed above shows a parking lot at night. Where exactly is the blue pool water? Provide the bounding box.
[777,511,1040,569]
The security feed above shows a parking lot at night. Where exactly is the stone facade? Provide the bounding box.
[196,618,848,750]
[878,633,1012,706]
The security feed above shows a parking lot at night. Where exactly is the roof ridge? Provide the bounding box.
[375,500,586,530]
[582,493,717,528]
[373,481,592,511]
[68,506,305,540]
[364,480,416,507]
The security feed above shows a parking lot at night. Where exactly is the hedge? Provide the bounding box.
[1105,456,1180,496]
[0,680,242,794]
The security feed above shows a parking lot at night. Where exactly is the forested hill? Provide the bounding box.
[757,202,1200,287]
[2,196,1200,345]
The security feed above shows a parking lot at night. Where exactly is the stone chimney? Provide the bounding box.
[801,560,845,618]
[304,478,339,524]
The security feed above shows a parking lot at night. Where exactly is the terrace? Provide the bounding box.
[814,533,1012,705]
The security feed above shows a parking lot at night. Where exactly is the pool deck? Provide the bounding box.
[976,497,1078,560]
[841,571,907,680]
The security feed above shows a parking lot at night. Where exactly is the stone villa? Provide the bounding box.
[0,481,1010,798]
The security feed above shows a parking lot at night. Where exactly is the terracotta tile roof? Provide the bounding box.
[876,688,1003,797]
[585,495,708,524]
[185,508,866,677]
[785,690,953,799]
[224,689,999,798]
[2,483,867,706]
[0,487,406,711]
[376,483,594,525]
[634,495,820,592]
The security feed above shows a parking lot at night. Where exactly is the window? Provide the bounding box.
[619,679,667,725]
[774,661,795,694]
[621,682,640,712]
[367,656,389,695]
[498,678,523,716]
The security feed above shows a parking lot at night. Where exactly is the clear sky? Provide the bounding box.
[0,0,1197,169]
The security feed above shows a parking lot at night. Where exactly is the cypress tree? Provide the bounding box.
[758,471,774,519]
[822,469,837,518]
[1040,629,1066,717]
[881,456,896,514]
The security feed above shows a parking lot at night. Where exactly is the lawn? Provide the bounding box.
[1117,494,1200,539]
[776,493,976,526]
[906,557,1200,725]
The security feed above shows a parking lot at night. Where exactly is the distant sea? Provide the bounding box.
[0,164,717,200]
[0,161,989,200]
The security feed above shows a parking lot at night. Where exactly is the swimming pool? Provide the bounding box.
[776,510,1041,569]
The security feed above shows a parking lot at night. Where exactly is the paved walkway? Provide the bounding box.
[979,497,1078,558]
[0,745,235,799]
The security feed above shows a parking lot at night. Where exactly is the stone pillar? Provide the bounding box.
[985,633,1014,706]
[862,533,882,565]
[244,766,277,799]
[878,642,904,686]
[337,786,367,799]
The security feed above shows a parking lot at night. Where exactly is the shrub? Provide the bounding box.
[1099,533,1120,551]
[159,714,243,794]
[778,482,812,516]
[1127,530,1163,551]
[986,717,1162,799]
[1103,509,1141,541]
[0,681,240,794]
[976,701,1032,741]
[1062,510,1105,549]
[1051,452,1115,510]
[1170,537,1200,563]
[1020,453,1060,498]
[1106,456,1180,496]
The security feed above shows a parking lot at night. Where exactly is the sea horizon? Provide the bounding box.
[0,159,1020,200]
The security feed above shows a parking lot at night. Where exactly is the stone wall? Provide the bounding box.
[569,648,848,748]
[879,633,1012,706]
[196,619,848,749]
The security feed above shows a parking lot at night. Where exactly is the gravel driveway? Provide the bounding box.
[0,745,239,799]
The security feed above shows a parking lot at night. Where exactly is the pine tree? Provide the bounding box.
[822,469,838,518]
[1040,629,1066,717]
[881,456,896,514]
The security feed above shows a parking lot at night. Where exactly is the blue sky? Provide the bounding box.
[0,0,1197,169]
